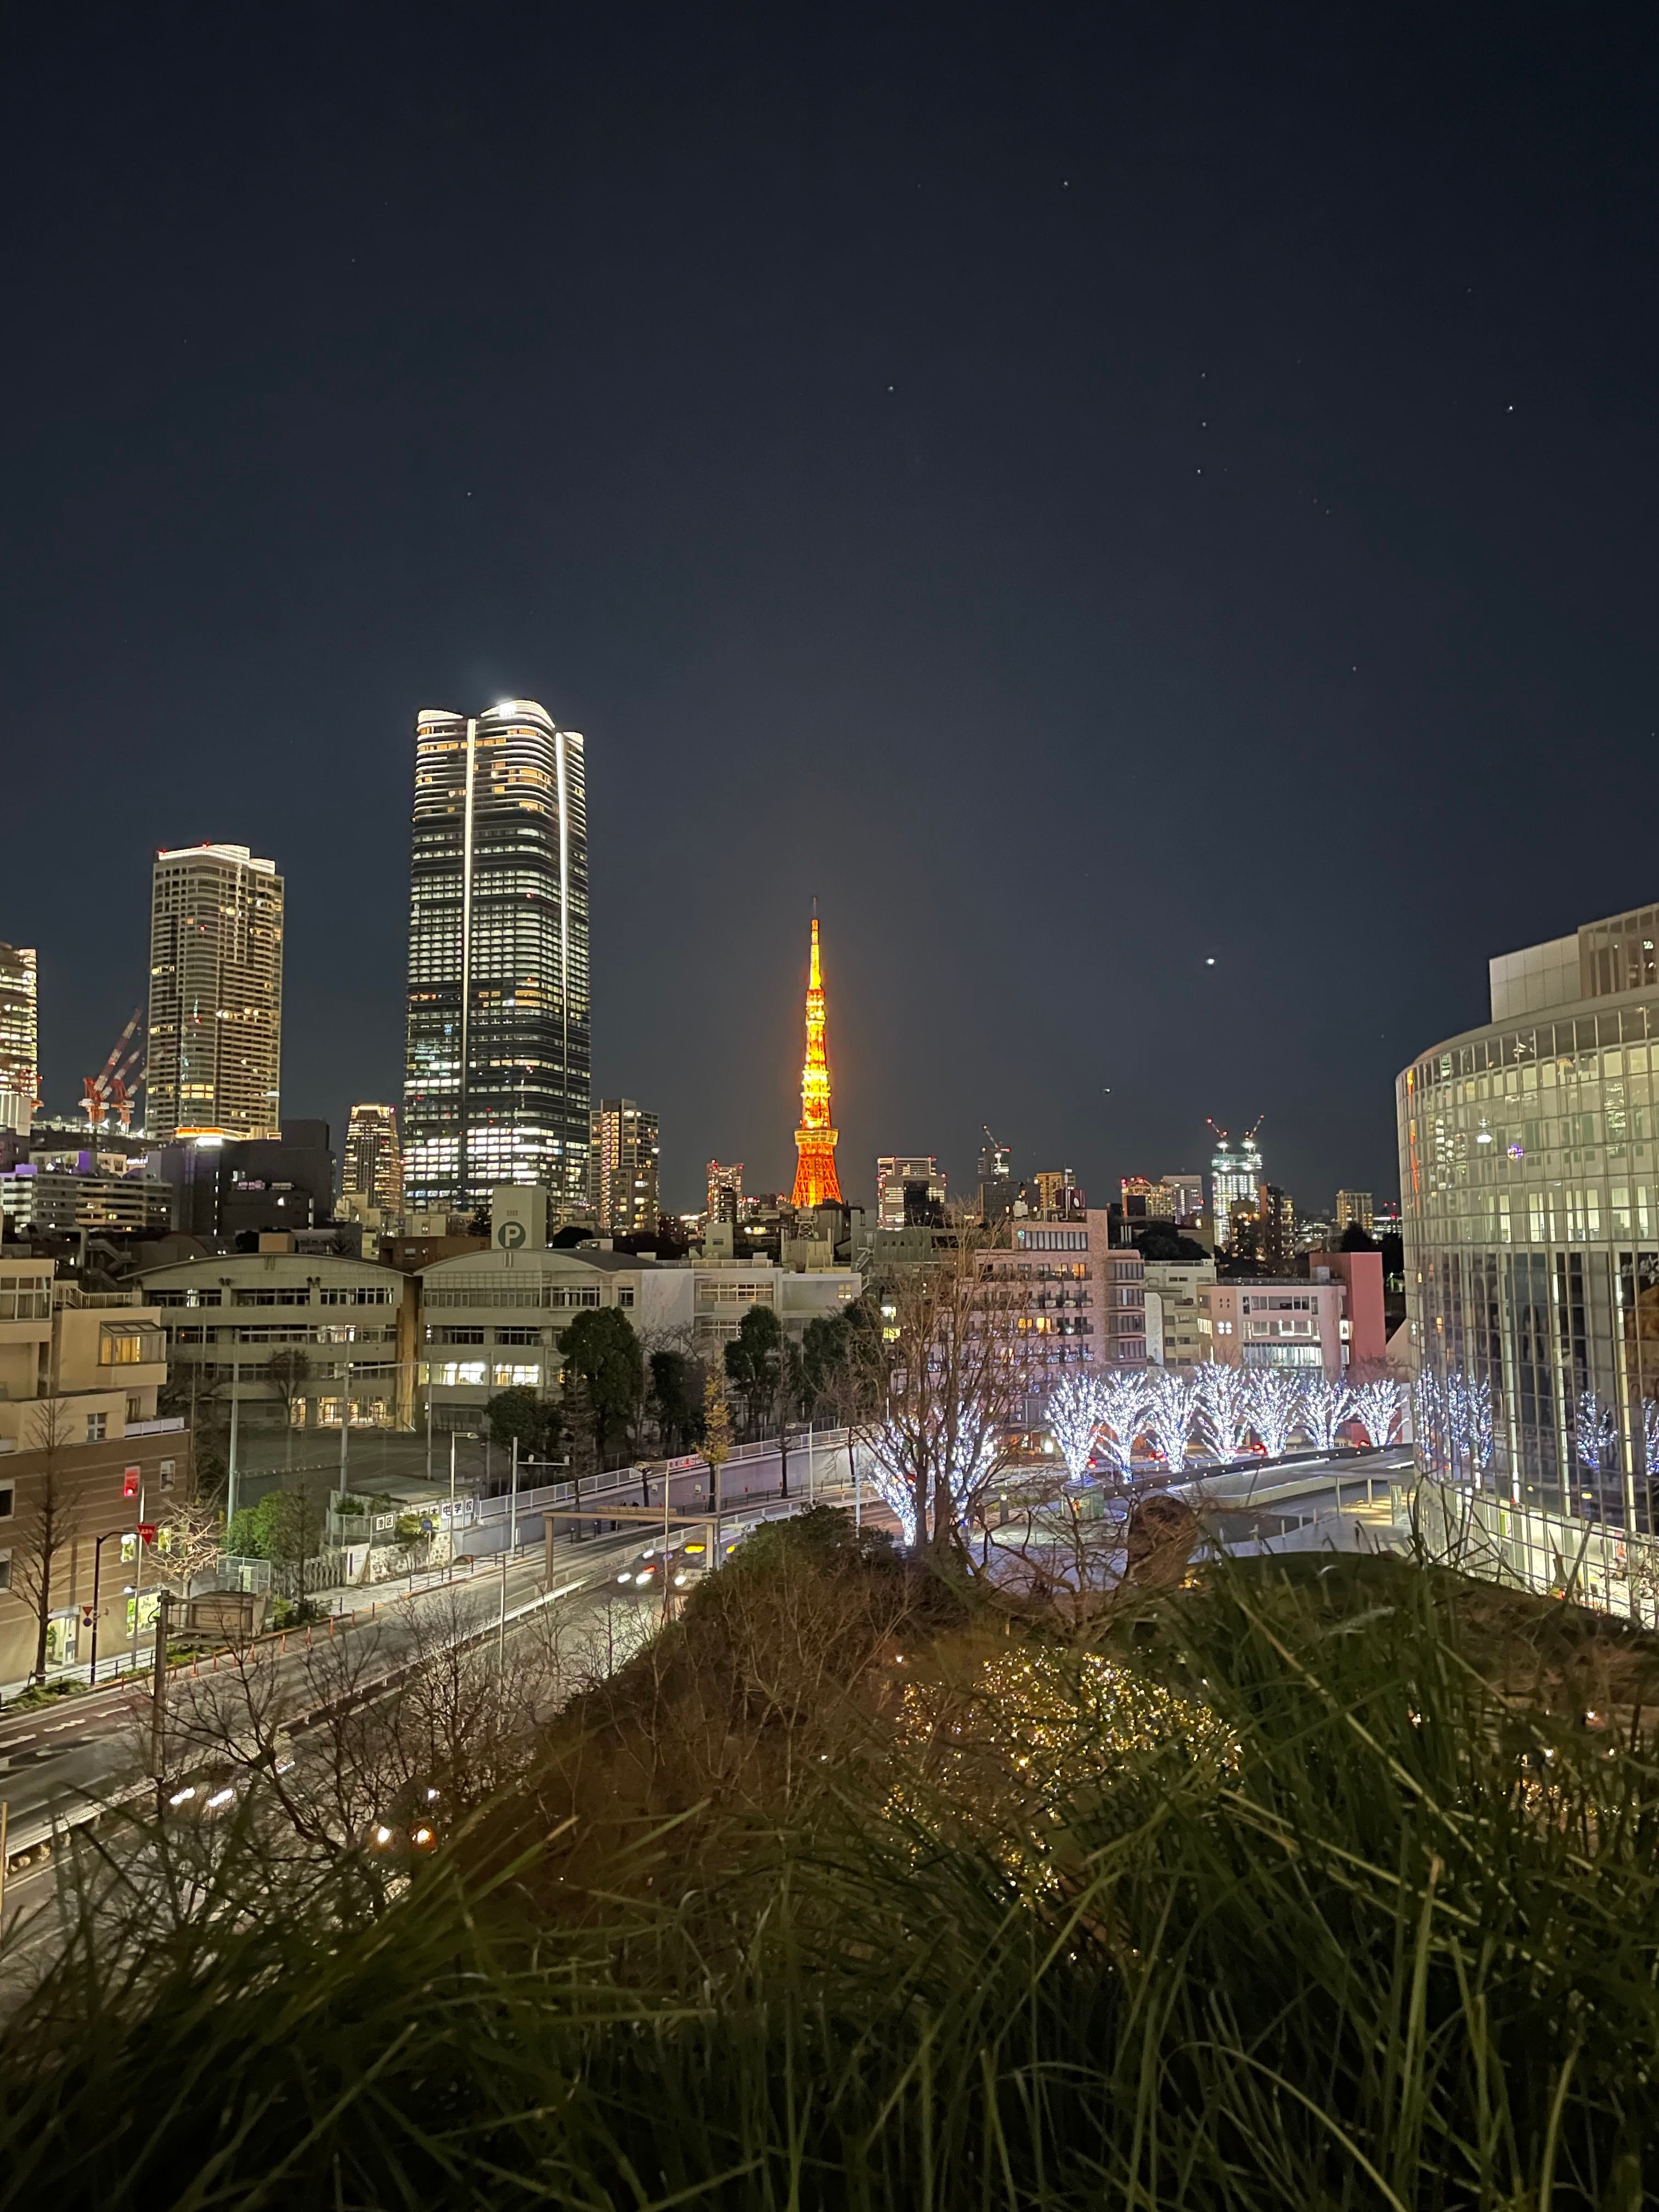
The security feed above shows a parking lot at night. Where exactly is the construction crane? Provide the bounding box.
[1206,1114,1266,1147]
[81,1011,146,1131]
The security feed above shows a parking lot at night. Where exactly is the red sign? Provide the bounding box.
[81,1605,95,1628]
[137,1522,157,1545]
[122,1469,140,1498]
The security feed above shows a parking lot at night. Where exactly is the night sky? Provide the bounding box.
[5,7,1656,1214]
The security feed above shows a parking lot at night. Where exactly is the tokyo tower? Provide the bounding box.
[791,909,843,1209]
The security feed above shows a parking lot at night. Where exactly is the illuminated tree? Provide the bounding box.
[1195,1359,1251,1461]
[1300,1374,1355,1454]
[1460,1371,1494,1477]
[1413,1370,1448,1473]
[1351,1375,1406,1450]
[1045,1369,1105,1482]
[1139,1368,1199,1472]
[853,1234,1028,1558]
[1247,1367,1302,1461]
[1576,1388,1617,1488]
[1094,1371,1147,1479]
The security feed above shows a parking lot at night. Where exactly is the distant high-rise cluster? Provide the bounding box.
[402,701,590,1217]
[0,943,38,1137]
[146,843,284,1141]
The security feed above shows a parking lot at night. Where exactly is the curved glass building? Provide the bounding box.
[1397,900,1659,1531]
[403,701,590,1217]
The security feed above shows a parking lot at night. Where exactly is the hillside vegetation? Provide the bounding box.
[4,1510,1658,2209]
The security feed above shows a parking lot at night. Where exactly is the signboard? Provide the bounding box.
[490,1184,548,1251]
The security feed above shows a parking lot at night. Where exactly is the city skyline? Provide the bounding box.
[5,12,1656,1215]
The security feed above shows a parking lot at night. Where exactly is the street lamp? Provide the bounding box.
[87,1528,123,1686]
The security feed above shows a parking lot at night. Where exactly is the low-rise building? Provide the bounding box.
[1200,1277,1349,1378]
[138,1244,417,1430]
[1304,1248,1387,1367]
[979,1210,1145,1378]
[1142,1257,1217,1367]
[0,1257,185,1681]
[420,1244,646,1428]
[875,1156,947,1228]
[0,1161,172,1235]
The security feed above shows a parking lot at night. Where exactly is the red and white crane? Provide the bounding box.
[81,1010,146,1132]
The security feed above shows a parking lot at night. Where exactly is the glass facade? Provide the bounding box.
[403,703,590,1216]
[1398,922,1659,1530]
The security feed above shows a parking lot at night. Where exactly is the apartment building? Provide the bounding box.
[0,1259,184,1681]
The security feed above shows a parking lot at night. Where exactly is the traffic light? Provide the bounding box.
[122,1469,140,1499]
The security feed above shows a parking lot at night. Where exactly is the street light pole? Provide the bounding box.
[88,1529,119,1686]
[226,1352,241,1530]
[338,1358,351,1494]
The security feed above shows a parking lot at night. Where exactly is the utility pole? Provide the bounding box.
[338,1358,351,1495]
[448,1430,457,1584]
[147,1589,173,1779]
[510,1435,520,1552]
[497,1543,508,1669]
[130,1478,146,1671]
[226,1352,242,1531]
[88,1529,118,1685]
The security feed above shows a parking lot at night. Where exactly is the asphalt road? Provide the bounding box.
[0,1485,864,1947]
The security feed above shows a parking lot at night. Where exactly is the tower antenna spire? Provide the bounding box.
[791,908,842,1209]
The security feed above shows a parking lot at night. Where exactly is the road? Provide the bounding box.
[0,1483,870,1944]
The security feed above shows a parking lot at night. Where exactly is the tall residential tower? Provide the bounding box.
[146,844,284,1141]
[341,1102,404,1218]
[403,701,590,1216]
[0,944,38,1136]
[590,1098,660,1235]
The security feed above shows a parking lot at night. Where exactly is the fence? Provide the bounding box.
[1406,1474,1659,1627]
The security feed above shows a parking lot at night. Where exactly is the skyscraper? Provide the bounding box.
[590,1098,660,1235]
[978,1128,1013,1223]
[791,912,842,1209]
[1335,1189,1374,1235]
[0,943,38,1137]
[1209,1122,1265,1251]
[706,1159,743,1224]
[403,701,590,1216]
[146,844,283,1141]
[341,1103,404,1217]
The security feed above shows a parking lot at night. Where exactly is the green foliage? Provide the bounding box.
[799,1295,886,1421]
[647,1348,703,1454]
[3,1678,88,1712]
[267,1595,324,1631]
[223,1488,321,1567]
[483,1385,560,1457]
[8,1553,1659,2205]
[557,1307,644,1464]
[723,1302,786,1436]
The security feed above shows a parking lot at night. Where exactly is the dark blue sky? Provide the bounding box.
[4,4,1656,1211]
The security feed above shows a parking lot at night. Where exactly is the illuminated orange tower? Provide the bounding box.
[791,909,843,1209]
